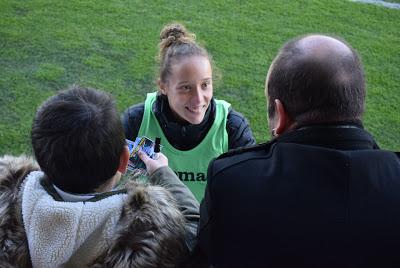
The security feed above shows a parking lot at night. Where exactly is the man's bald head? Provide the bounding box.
[296,35,353,58]
[266,34,365,126]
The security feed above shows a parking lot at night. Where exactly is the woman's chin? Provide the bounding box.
[185,114,205,125]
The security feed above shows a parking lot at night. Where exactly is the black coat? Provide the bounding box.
[198,125,400,268]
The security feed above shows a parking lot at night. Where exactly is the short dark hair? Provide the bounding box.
[267,35,366,125]
[31,86,126,193]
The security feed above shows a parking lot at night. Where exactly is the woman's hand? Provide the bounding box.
[138,150,168,176]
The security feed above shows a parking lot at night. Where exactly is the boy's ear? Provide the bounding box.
[118,146,130,174]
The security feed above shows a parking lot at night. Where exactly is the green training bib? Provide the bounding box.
[138,92,230,200]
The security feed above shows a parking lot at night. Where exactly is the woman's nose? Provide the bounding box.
[191,86,203,104]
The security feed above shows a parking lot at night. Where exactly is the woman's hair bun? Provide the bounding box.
[158,22,209,82]
[159,23,195,48]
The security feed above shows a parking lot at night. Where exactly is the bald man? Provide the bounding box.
[197,35,400,267]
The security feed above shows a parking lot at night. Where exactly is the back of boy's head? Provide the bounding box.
[31,86,126,194]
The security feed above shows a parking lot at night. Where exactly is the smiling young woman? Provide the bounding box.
[122,22,255,200]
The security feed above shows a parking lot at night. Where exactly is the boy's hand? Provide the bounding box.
[138,150,168,176]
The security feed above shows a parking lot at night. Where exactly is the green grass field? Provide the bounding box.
[1,0,399,155]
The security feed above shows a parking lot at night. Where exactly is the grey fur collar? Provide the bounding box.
[0,155,188,268]
[90,179,188,268]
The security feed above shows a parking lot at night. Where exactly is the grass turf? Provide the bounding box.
[0,0,399,155]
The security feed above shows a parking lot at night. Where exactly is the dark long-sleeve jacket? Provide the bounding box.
[199,124,400,268]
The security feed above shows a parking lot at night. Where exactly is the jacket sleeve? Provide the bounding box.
[227,108,256,149]
[148,166,200,252]
[121,103,145,141]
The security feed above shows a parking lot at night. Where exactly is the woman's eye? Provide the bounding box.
[202,81,210,88]
[181,85,191,91]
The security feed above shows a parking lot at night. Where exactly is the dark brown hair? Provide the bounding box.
[31,86,126,193]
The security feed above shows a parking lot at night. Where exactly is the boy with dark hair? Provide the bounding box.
[0,86,199,268]
[31,86,128,194]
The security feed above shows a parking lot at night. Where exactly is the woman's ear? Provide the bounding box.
[118,146,130,174]
[157,79,167,95]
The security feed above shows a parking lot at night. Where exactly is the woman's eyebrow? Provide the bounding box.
[177,81,191,85]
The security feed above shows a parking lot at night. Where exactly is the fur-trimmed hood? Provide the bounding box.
[90,180,187,268]
[0,155,39,268]
[0,155,189,268]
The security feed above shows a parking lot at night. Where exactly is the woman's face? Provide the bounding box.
[159,56,213,125]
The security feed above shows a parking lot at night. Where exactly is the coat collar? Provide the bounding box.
[275,123,379,150]
[40,176,127,202]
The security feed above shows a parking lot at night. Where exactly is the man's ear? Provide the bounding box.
[157,79,167,95]
[274,99,294,136]
[118,146,130,174]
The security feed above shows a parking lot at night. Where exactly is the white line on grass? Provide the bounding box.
[350,0,400,9]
